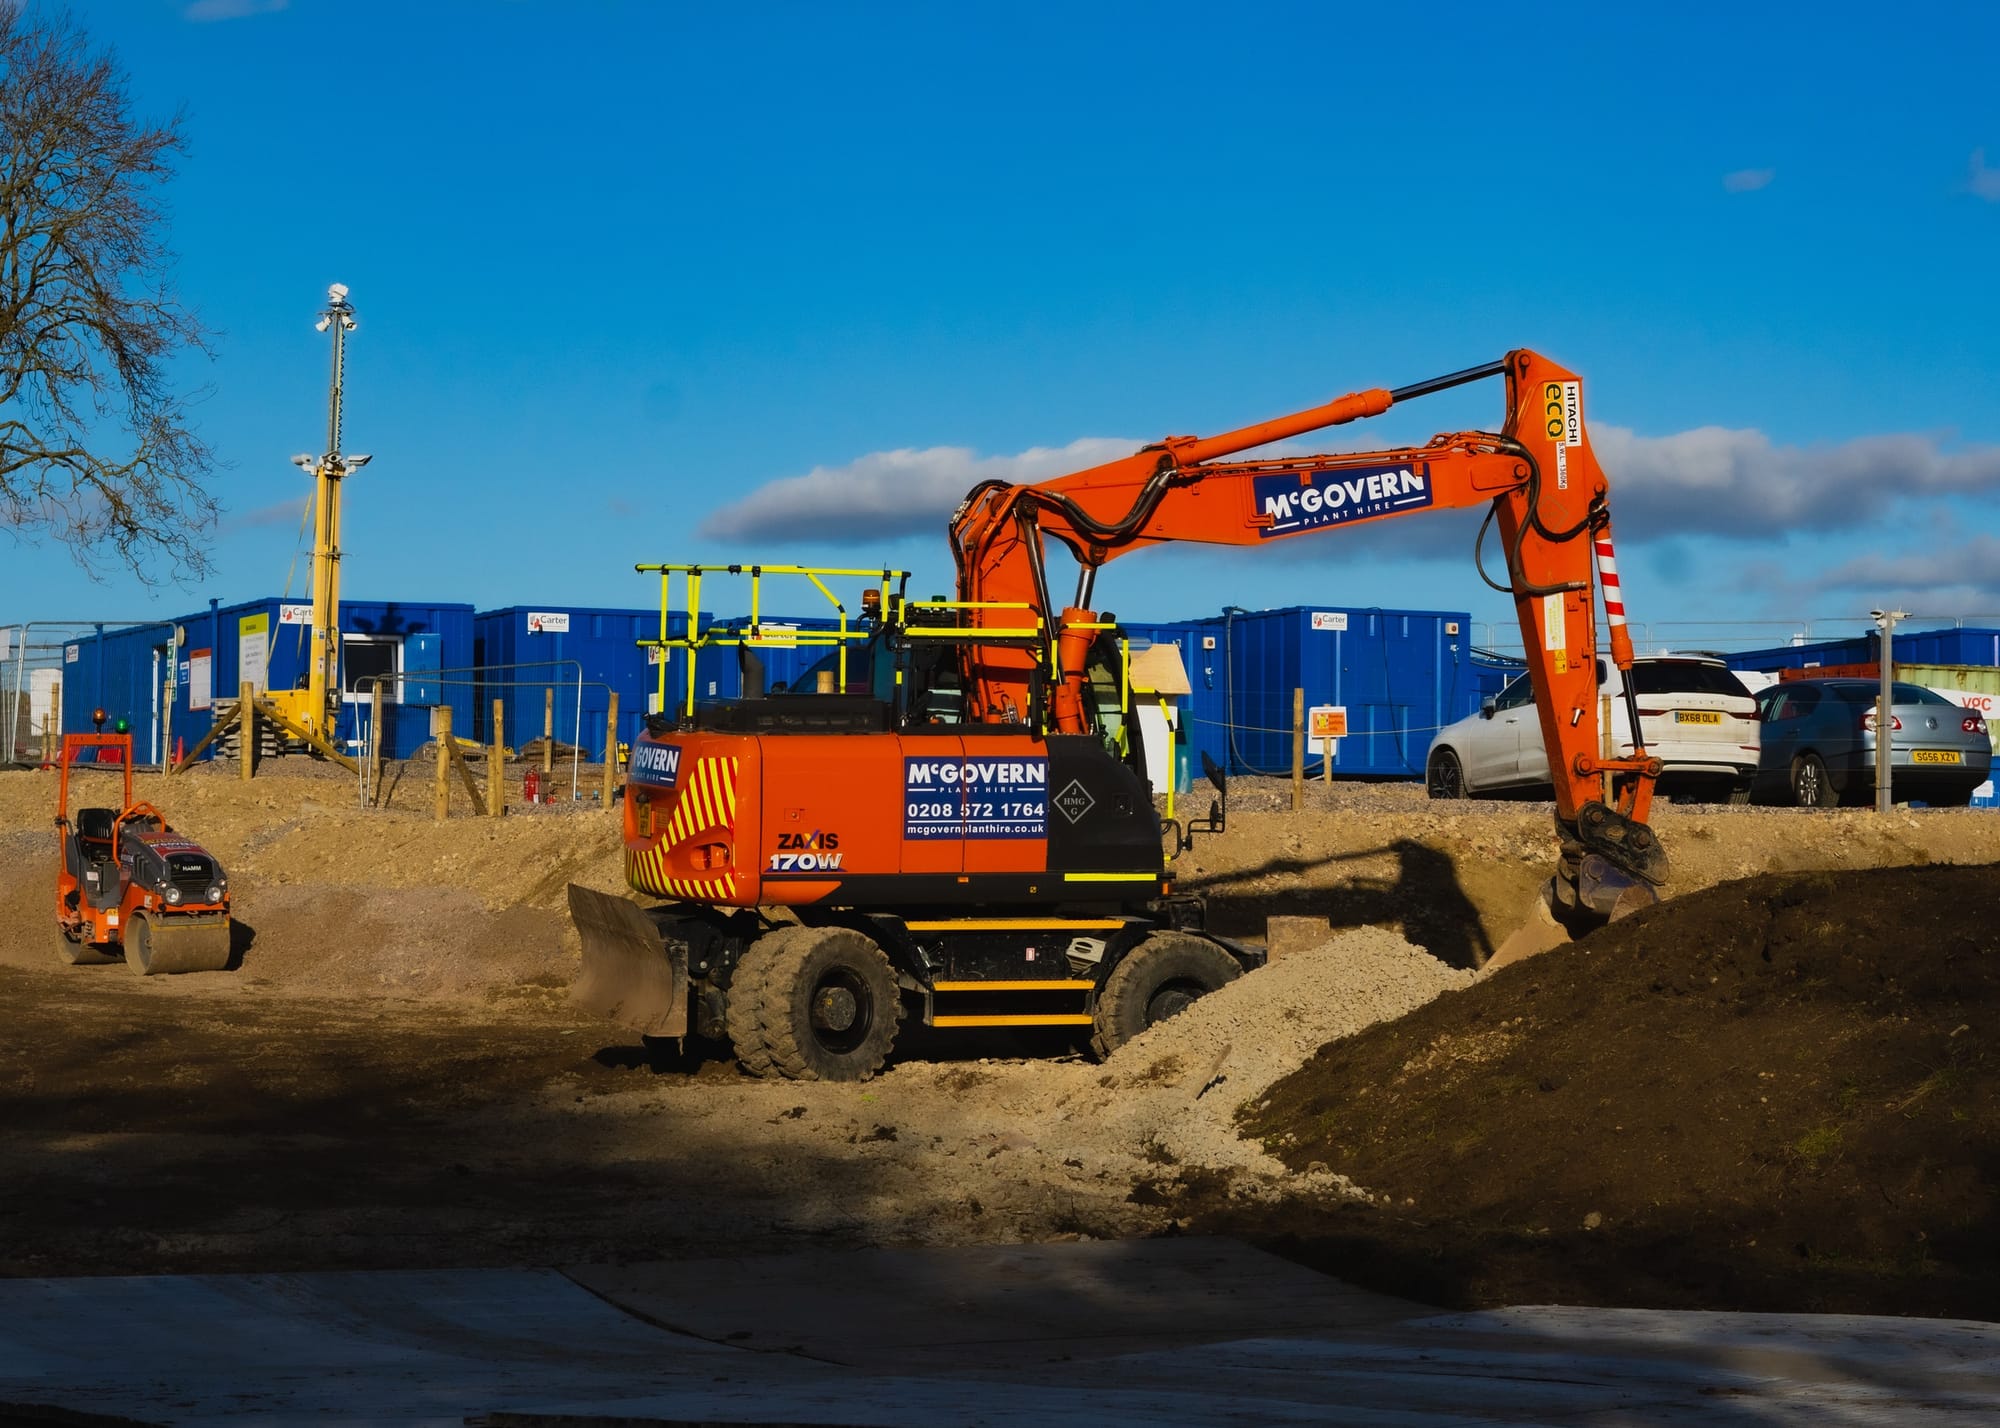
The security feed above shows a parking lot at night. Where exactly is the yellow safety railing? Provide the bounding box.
[637,563,910,717]
[895,598,1046,642]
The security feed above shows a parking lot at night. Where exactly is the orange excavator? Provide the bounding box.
[570,349,1663,1079]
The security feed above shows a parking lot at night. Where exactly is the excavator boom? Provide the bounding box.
[950,348,1664,920]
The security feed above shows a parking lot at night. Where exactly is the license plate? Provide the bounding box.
[1911,749,1962,765]
[1674,710,1722,725]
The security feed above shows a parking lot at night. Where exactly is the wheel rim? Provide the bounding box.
[1796,760,1822,807]
[1144,980,1203,1027]
[808,966,873,1055]
[1429,754,1462,798]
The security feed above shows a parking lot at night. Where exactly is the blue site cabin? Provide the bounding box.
[1725,626,2000,676]
[59,596,474,763]
[1121,604,1476,780]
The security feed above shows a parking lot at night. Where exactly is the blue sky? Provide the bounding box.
[6,0,1999,650]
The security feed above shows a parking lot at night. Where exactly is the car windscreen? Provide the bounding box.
[1628,662,1750,698]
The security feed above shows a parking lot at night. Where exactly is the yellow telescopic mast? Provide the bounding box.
[286,283,372,742]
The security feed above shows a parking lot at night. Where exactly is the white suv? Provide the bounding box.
[1426,655,1760,802]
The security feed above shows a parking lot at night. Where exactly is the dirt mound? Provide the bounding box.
[1226,862,2000,1319]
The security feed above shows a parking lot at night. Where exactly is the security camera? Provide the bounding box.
[328,283,349,302]
[344,454,372,470]
[291,453,317,470]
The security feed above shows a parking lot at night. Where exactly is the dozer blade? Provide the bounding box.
[128,914,232,976]
[567,883,688,1037]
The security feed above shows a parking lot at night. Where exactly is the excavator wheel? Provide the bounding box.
[54,925,117,967]
[728,926,902,1082]
[123,912,232,977]
[1090,933,1242,1061]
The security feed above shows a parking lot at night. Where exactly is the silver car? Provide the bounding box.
[1750,678,1993,807]
[1425,656,1760,802]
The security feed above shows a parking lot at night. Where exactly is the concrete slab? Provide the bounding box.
[565,1236,1428,1369]
[0,1242,1993,1425]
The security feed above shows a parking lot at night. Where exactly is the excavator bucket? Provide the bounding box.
[1575,853,1661,921]
[1483,856,1661,976]
[126,913,232,976]
[568,884,689,1037]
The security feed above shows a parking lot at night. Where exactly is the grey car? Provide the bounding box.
[1750,678,1993,808]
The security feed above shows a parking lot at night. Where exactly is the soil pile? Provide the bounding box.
[1227,862,2000,1319]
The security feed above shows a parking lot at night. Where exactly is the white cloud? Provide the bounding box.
[703,424,2000,553]
[1808,536,2000,603]
[1967,148,2000,202]
[183,0,288,22]
[1592,425,2000,538]
[698,438,1142,542]
[1722,167,1775,193]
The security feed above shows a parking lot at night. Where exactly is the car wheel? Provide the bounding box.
[1426,749,1467,800]
[1790,753,1839,809]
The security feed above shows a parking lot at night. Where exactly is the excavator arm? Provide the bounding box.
[948,349,1666,923]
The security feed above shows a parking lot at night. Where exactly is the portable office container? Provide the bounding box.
[1122,604,1475,779]
[474,606,710,761]
[61,597,475,762]
[1725,627,2000,677]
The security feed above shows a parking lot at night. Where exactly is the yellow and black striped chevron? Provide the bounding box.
[626,754,742,902]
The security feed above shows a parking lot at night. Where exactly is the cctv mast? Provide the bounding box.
[273,283,371,744]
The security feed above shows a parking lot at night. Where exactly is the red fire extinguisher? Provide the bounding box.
[523,768,539,803]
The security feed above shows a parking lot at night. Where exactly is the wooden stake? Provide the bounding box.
[240,681,256,782]
[435,705,452,821]
[543,687,554,773]
[489,697,505,817]
[449,736,483,811]
[1323,735,1332,783]
[1291,686,1305,812]
[603,691,619,809]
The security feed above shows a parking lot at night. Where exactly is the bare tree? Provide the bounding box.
[0,1,216,581]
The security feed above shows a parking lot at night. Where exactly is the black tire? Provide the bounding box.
[55,925,116,966]
[733,926,902,1082]
[1090,933,1243,1061]
[1790,752,1839,809]
[1426,748,1467,800]
[724,926,809,1078]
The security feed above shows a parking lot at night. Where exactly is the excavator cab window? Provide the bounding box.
[786,628,901,702]
[1081,629,1150,785]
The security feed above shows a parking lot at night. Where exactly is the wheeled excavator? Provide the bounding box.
[569,349,1665,1080]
